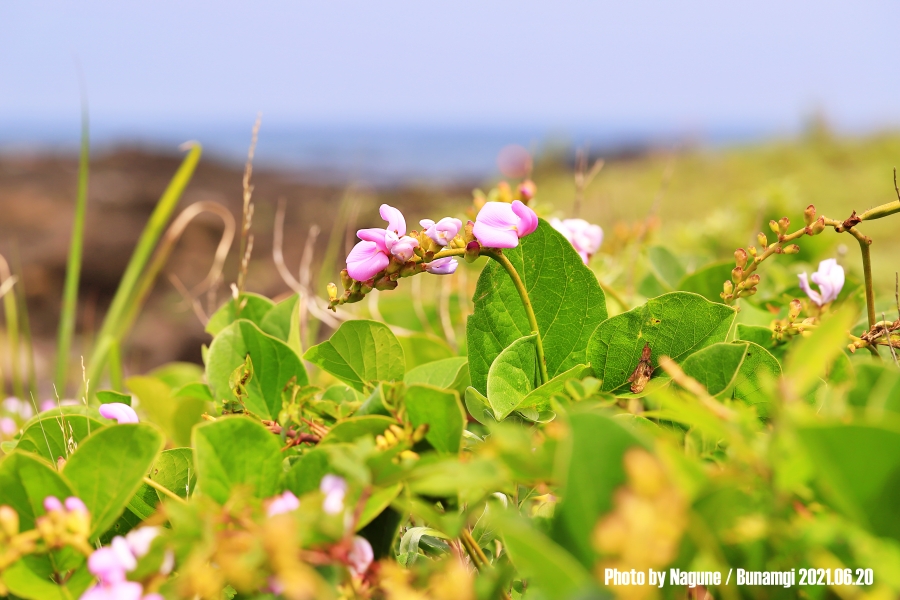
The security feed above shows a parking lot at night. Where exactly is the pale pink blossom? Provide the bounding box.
[550,218,604,264]
[798,259,845,306]
[320,474,347,515]
[348,536,374,577]
[266,491,300,517]
[98,403,139,424]
[65,497,88,515]
[419,217,463,246]
[385,232,419,262]
[0,417,17,436]
[473,201,538,249]
[79,580,145,600]
[346,204,409,281]
[425,257,458,275]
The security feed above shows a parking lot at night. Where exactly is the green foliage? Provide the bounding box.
[467,220,607,394]
[588,291,736,393]
[404,384,465,453]
[304,319,405,392]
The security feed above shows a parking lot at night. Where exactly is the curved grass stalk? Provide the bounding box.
[83,144,202,397]
[54,106,90,394]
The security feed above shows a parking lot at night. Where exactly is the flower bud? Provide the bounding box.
[723,281,734,296]
[810,216,826,235]
[327,283,338,302]
[734,248,748,268]
[373,276,398,291]
[744,274,761,287]
[783,244,800,254]
[741,287,758,297]
[340,270,353,290]
[804,204,816,225]
[778,217,790,233]
[758,232,768,248]
[789,298,802,321]
[464,241,481,264]
[731,266,744,283]
[768,220,779,234]
[747,246,757,257]
[0,505,19,537]
[399,261,424,277]
[464,220,476,244]
[518,180,537,202]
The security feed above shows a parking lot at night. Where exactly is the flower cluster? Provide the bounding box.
[550,218,604,264]
[82,526,170,600]
[38,496,92,553]
[329,200,539,310]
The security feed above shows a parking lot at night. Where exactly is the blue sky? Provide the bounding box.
[2,0,898,134]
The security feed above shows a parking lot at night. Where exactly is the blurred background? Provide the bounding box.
[2,1,900,396]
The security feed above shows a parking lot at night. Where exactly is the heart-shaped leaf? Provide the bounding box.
[304,320,405,392]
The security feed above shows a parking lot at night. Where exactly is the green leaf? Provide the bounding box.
[552,412,648,567]
[398,526,451,566]
[518,364,592,414]
[193,417,283,504]
[321,416,395,444]
[206,292,275,336]
[0,452,73,530]
[398,333,455,370]
[127,375,206,447]
[259,293,302,354]
[303,319,405,392]
[784,304,857,397]
[403,357,470,395]
[678,260,734,302]
[587,291,737,393]
[798,423,900,542]
[282,448,332,496]
[96,389,131,405]
[466,219,608,394]
[404,384,466,453]
[62,424,164,536]
[486,335,539,420]
[647,245,685,289]
[206,319,309,419]
[730,341,781,413]
[148,361,205,389]
[680,342,748,395]
[499,513,599,600]
[14,413,107,464]
[464,387,496,426]
[2,558,92,600]
[358,483,403,531]
[146,448,196,500]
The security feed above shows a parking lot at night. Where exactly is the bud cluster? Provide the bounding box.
[721,205,827,304]
[592,449,687,591]
[375,422,428,462]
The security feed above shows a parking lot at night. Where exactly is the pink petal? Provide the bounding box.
[798,272,823,306]
[379,204,406,235]
[473,221,519,248]
[348,536,374,577]
[512,200,538,237]
[356,228,389,253]
[346,241,390,282]
[475,202,518,229]
[425,257,458,274]
[98,403,139,424]
[44,496,63,512]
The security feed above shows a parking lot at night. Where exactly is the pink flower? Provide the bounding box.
[98,403,139,424]
[44,496,63,512]
[348,536,374,577]
[419,217,463,246]
[320,474,347,515]
[266,491,300,517]
[79,580,145,600]
[65,497,88,515]
[88,538,137,584]
[124,527,160,558]
[385,232,419,262]
[798,259,845,306]
[473,201,538,249]
[425,257,458,275]
[0,417,17,436]
[346,204,409,281]
[550,218,604,264]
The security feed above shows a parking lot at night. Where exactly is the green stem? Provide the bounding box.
[430,246,550,385]
[0,257,23,400]
[851,232,877,330]
[83,145,202,398]
[143,476,187,504]
[55,106,90,395]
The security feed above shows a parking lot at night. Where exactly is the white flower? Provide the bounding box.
[798,259,845,306]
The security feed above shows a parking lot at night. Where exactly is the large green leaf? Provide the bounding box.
[404,384,466,454]
[206,319,309,419]
[193,417,283,504]
[551,412,648,567]
[587,291,736,393]
[259,293,302,354]
[647,245,685,290]
[518,364,592,414]
[486,335,539,420]
[730,341,781,412]
[0,452,73,529]
[205,292,275,336]
[397,333,456,370]
[62,424,164,536]
[2,558,92,600]
[466,219,607,394]
[14,413,106,464]
[680,342,748,395]
[798,423,900,542]
[147,448,196,500]
[303,319,405,392]
[403,357,470,395]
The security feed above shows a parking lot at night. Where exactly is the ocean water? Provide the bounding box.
[0,119,774,185]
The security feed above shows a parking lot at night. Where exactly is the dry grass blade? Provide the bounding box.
[237,114,261,296]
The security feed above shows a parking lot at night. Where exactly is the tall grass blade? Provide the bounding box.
[83,144,203,397]
[54,103,90,395]
[0,255,23,399]
[11,246,37,397]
